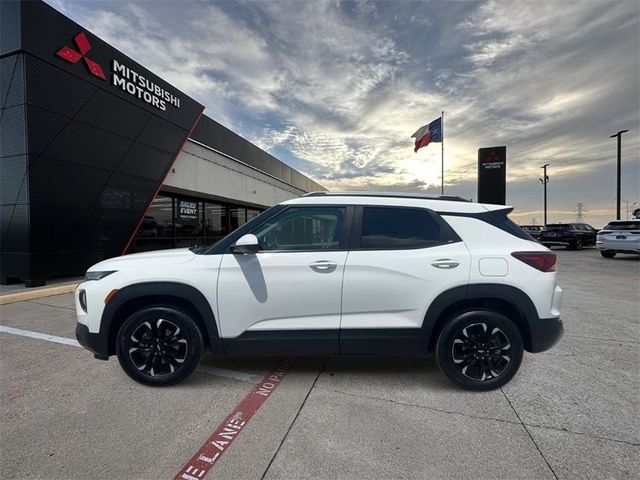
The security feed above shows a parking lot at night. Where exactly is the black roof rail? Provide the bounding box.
[302,191,471,202]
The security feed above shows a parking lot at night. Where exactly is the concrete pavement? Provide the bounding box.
[1,249,638,479]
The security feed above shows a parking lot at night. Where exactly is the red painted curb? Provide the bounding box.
[174,357,296,480]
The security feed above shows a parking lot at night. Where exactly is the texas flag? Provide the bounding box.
[411,117,442,152]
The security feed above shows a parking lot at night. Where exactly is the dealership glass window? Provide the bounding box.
[134,195,174,252]
[139,196,173,238]
[205,203,229,243]
[246,208,262,221]
[131,192,265,252]
[229,207,247,231]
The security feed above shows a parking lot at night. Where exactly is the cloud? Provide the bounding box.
[46,0,639,227]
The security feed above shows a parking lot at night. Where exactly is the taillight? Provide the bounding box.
[599,230,612,235]
[511,251,556,272]
[630,231,640,235]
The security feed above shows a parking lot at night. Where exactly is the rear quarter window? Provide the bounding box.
[443,209,535,241]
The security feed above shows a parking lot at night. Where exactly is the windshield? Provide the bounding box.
[603,221,640,231]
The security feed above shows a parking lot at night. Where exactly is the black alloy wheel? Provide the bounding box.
[129,319,187,376]
[116,306,203,386]
[573,238,583,250]
[436,310,523,391]
[451,323,512,381]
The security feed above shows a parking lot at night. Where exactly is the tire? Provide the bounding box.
[600,250,616,258]
[574,238,583,250]
[116,306,203,386]
[435,310,524,391]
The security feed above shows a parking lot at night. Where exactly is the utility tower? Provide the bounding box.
[575,203,587,223]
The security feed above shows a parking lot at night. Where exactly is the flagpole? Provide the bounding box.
[441,110,444,194]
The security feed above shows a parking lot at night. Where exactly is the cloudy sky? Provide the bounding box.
[48,0,639,227]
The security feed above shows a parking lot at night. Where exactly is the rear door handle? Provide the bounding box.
[309,260,338,273]
[431,259,460,269]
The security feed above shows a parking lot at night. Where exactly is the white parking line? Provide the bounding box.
[0,325,81,346]
[0,325,257,382]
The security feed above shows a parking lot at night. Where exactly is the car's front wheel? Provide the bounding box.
[436,310,524,391]
[116,306,203,386]
[600,250,616,258]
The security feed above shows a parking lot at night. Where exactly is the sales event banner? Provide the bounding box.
[478,146,507,205]
[176,199,199,225]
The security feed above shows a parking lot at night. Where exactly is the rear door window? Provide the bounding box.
[358,207,460,249]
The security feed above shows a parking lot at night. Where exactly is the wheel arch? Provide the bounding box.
[423,284,537,353]
[101,282,223,356]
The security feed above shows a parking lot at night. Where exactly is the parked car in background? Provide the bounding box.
[539,223,597,250]
[596,220,640,258]
[520,225,544,240]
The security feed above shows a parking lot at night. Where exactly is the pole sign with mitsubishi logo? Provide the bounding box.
[478,146,507,205]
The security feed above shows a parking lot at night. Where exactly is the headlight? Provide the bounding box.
[85,270,116,281]
[78,289,87,312]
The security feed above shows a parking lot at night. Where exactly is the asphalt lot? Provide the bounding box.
[1,249,638,479]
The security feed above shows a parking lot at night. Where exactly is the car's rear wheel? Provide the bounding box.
[436,310,523,391]
[600,250,616,258]
[116,306,203,386]
[571,238,583,250]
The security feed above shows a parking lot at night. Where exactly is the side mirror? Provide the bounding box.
[231,234,260,254]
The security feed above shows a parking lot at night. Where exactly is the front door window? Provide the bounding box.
[251,207,345,251]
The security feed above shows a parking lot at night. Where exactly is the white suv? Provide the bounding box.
[75,192,563,391]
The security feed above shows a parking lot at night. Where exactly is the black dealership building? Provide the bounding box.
[1,0,323,286]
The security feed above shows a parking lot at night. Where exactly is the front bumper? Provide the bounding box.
[528,316,563,353]
[75,323,110,359]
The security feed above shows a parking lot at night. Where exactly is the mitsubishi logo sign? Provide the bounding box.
[54,31,181,111]
[56,32,106,80]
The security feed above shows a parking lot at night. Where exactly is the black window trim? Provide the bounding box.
[351,205,462,251]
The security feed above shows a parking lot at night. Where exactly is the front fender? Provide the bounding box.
[101,282,223,355]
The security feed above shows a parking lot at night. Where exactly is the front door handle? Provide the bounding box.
[431,259,460,269]
[309,260,338,273]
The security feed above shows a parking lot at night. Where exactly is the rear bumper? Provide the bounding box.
[75,323,110,359]
[528,316,563,353]
[596,240,640,253]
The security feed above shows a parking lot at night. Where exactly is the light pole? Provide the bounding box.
[609,130,629,220]
[539,163,550,226]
